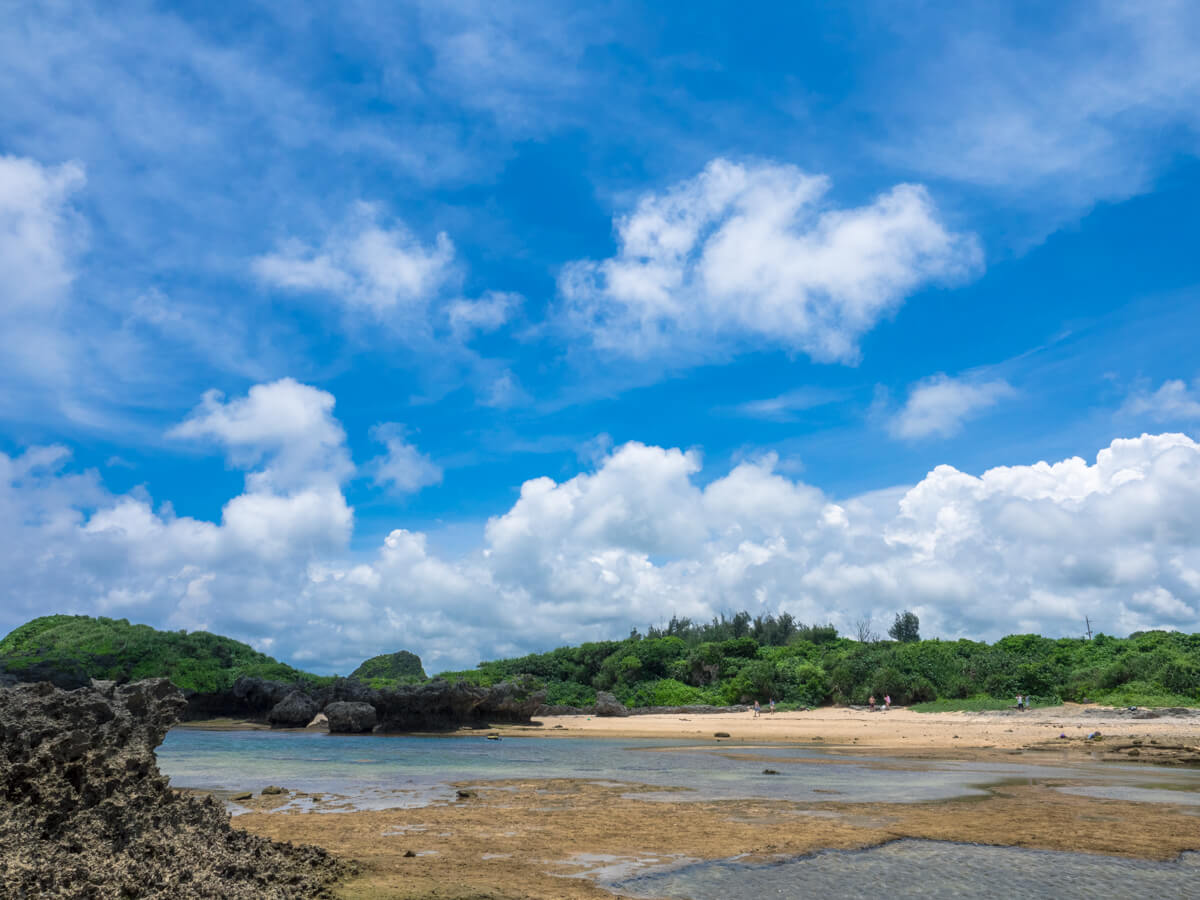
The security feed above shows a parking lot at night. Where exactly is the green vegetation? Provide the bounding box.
[3,612,1198,711]
[349,650,427,688]
[0,615,329,694]
[910,697,1033,713]
[437,614,1200,710]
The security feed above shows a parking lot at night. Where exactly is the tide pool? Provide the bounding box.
[158,728,1200,810]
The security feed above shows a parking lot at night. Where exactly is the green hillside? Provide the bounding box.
[0,615,327,694]
[437,613,1200,709]
[4,612,1198,710]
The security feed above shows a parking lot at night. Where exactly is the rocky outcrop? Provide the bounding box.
[267,689,320,728]
[372,676,546,733]
[325,701,378,733]
[176,669,544,734]
[0,678,348,898]
[594,691,630,717]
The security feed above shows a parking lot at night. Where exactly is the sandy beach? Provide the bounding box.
[217,705,1200,898]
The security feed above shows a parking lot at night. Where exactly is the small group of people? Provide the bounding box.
[751,698,776,717]
[1016,693,1031,711]
[867,694,891,711]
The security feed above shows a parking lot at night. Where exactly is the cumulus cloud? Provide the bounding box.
[1121,378,1200,422]
[169,378,353,492]
[369,424,443,495]
[559,158,982,363]
[4,393,1200,673]
[888,374,1015,440]
[253,203,456,323]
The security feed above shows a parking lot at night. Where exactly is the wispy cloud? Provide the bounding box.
[873,1,1200,222]
[888,374,1015,440]
[1121,377,1200,422]
[727,387,844,422]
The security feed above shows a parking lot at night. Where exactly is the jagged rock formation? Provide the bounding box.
[594,691,630,717]
[0,678,348,898]
[325,701,378,733]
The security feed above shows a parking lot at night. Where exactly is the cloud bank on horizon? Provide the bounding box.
[2,377,1198,673]
[1,1,1199,671]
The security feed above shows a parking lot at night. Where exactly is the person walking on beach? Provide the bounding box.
[883,694,891,711]
[753,700,761,717]
[769,698,776,713]
[868,694,876,712]
[1016,693,1025,711]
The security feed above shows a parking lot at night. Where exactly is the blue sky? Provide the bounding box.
[2,1,1199,674]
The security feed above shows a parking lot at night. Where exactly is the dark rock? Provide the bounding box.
[594,691,630,717]
[535,703,591,716]
[261,785,286,795]
[714,731,731,738]
[403,849,417,858]
[0,678,348,898]
[762,768,780,775]
[372,677,545,733]
[325,701,378,733]
[456,789,476,799]
[268,690,320,728]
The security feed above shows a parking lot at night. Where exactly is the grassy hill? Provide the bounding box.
[0,615,328,694]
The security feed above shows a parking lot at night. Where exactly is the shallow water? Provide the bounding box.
[607,840,1200,899]
[159,729,1200,811]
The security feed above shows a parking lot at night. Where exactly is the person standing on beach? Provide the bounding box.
[884,694,891,711]
[753,700,761,717]
[869,694,876,712]
[1016,693,1025,711]
[769,698,775,713]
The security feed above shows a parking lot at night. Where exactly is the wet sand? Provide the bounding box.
[219,705,1200,898]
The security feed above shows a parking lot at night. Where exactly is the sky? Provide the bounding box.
[2,0,1200,675]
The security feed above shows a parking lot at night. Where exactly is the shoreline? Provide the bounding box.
[199,704,1200,897]
[176,703,1200,766]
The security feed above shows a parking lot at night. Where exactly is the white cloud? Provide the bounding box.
[731,387,842,422]
[369,424,443,495]
[0,155,86,387]
[1121,378,1200,422]
[447,291,521,339]
[559,158,982,363]
[888,374,1015,440]
[169,378,353,492]
[253,204,456,323]
[0,155,85,311]
[3,381,1200,673]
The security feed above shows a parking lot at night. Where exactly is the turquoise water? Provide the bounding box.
[159,729,1200,809]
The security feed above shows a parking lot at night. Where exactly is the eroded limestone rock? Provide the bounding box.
[0,678,349,898]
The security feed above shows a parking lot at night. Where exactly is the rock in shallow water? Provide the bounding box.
[0,678,350,898]
[325,700,378,733]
